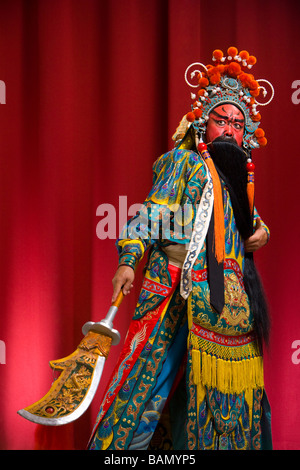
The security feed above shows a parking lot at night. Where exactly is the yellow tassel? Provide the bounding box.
[204,352,212,386]
[192,349,201,385]
[211,355,217,389]
[216,358,224,391]
[231,360,238,390]
[192,349,264,395]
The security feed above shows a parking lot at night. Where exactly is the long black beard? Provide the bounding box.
[208,138,271,353]
[208,138,252,240]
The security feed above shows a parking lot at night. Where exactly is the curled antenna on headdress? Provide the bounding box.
[184,62,208,88]
[255,79,275,107]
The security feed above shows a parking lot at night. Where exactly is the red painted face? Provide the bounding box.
[205,104,245,147]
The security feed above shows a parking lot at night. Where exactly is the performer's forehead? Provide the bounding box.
[210,104,245,122]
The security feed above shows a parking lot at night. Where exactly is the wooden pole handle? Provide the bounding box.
[111,290,124,308]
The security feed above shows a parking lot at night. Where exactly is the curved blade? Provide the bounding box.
[18,355,105,426]
[17,331,112,426]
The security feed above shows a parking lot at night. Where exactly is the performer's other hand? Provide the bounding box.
[244,219,268,252]
[112,265,135,303]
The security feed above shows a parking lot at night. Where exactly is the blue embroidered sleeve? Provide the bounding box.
[254,207,270,241]
[116,149,203,269]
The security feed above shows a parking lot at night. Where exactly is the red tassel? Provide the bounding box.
[198,143,225,264]
[247,172,255,215]
[246,161,255,215]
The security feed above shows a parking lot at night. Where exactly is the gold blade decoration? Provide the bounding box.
[18,292,123,426]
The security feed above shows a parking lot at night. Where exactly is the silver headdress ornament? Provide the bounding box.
[175,47,274,150]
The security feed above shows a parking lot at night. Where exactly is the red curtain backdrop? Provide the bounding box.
[0,0,300,450]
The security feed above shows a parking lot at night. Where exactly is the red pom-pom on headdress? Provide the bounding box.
[186,112,195,122]
[250,88,260,97]
[239,50,250,61]
[254,128,265,138]
[198,77,209,88]
[212,49,224,61]
[209,73,221,85]
[257,136,267,147]
[248,56,257,66]
[193,108,202,118]
[197,89,206,98]
[227,46,238,58]
[227,62,242,77]
[252,112,261,122]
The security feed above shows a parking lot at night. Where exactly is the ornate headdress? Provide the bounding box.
[173,46,274,150]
